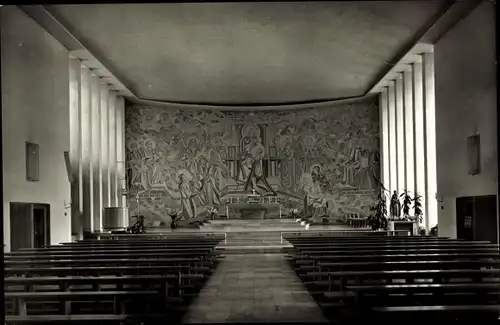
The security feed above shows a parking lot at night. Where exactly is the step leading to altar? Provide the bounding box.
[198,219,350,254]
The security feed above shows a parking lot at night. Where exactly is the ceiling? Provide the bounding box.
[45,2,450,106]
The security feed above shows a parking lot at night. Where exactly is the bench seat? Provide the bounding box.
[374,304,500,312]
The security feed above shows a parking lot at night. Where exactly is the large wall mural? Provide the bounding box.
[125,98,380,226]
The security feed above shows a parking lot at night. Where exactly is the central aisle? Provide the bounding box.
[183,254,328,323]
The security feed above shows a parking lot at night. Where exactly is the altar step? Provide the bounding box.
[220,245,294,254]
[201,218,302,231]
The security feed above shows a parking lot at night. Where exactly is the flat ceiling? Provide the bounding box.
[46,2,449,105]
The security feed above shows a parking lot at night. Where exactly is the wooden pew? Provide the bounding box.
[284,235,449,240]
[294,247,500,255]
[304,268,500,291]
[5,235,223,324]
[6,290,160,315]
[4,274,200,294]
[294,252,500,265]
[4,274,204,307]
[369,305,500,323]
[4,248,221,260]
[4,255,205,265]
[346,282,500,305]
[60,238,222,245]
[13,245,222,255]
[290,242,497,250]
[286,233,500,322]
[19,242,220,252]
[5,314,130,324]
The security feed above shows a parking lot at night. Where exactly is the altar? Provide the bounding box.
[225,193,281,219]
[388,220,419,236]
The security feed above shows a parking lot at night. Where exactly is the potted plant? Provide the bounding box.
[399,189,413,220]
[367,190,388,230]
[413,193,423,224]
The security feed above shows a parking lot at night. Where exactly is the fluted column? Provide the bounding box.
[69,57,83,240]
[387,81,397,194]
[423,52,438,229]
[108,91,117,206]
[90,73,102,232]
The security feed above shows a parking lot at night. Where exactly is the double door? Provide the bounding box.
[10,202,50,251]
[456,195,497,243]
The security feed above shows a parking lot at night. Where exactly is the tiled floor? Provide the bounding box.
[183,254,328,323]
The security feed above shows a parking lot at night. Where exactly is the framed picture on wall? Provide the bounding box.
[466,134,480,175]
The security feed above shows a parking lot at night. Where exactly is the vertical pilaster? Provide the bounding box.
[80,66,91,234]
[403,67,415,198]
[69,58,82,240]
[115,96,126,208]
[388,81,397,194]
[380,89,391,212]
[423,52,438,229]
[100,84,109,217]
[90,73,101,233]
[380,89,390,191]
[413,57,427,229]
[395,73,406,194]
[108,91,117,206]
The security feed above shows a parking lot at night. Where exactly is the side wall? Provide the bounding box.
[435,0,497,238]
[2,7,71,251]
[125,98,380,225]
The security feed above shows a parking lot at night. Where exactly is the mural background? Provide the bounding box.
[125,98,380,227]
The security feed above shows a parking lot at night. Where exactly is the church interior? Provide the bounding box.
[1,1,498,324]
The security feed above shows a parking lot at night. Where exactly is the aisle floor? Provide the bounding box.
[183,254,328,323]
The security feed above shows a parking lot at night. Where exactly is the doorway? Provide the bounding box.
[9,202,50,251]
[456,195,497,243]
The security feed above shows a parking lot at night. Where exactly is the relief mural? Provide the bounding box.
[125,98,380,226]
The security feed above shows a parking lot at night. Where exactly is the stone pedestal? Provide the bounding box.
[388,220,418,235]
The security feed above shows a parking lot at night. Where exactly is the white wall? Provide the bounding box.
[2,7,71,251]
[435,0,497,238]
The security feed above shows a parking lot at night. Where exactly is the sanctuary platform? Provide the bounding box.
[137,219,358,254]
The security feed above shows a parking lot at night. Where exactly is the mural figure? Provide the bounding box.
[342,140,361,187]
[243,137,276,196]
[200,163,223,206]
[356,148,374,189]
[237,124,260,184]
[301,167,329,218]
[177,170,198,220]
[311,165,330,192]
[126,143,142,187]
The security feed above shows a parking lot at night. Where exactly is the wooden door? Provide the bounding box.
[456,197,474,241]
[32,204,50,248]
[473,195,497,244]
[9,202,33,251]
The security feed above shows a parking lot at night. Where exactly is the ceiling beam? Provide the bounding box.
[18,5,136,99]
[138,94,376,112]
[366,0,483,95]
